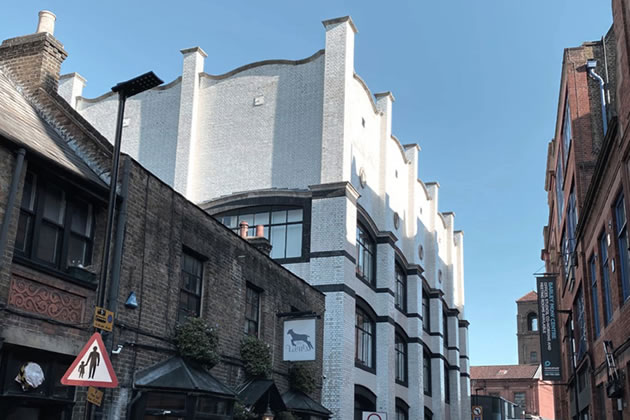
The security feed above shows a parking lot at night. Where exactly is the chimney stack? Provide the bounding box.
[0,10,67,95]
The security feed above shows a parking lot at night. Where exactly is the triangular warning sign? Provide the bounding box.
[61,332,118,388]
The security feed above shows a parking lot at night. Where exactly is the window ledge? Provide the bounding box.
[13,256,99,290]
[395,379,408,387]
[355,361,376,375]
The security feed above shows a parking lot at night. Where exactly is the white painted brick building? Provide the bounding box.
[60,16,471,420]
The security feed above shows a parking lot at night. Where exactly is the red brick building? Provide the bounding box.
[0,12,328,420]
[541,7,630,418]
[470,365,555,419]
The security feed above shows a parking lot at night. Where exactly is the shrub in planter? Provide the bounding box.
[288,363,317,394]
[173,317,219,369]
[240,335,272,378]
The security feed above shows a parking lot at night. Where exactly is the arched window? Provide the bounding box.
[355,304,376,370]
[527,312,538,331]
[395,398,409,420]
[395,330,408,385]
[217,205,303,259]
[356,223,376,285]
[424,407,433,420]
[354,385,376,420]
[395,263,407,311]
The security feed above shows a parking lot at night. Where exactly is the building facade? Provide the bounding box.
[0,12,329,420]
[516,291,540,366]
[541,19,630,420]
[60,15,471,420]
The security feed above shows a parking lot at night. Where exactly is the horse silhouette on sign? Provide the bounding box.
[287,329,313,350]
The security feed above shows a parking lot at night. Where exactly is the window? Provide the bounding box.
[527,313,538,331]
[424,408,433,420]
[356,223,376,285]
[596,384,607,420]
[395,332,407,385]
[395,264,407,311]
[395,399,409,420]
[563,100,572,163]
[444,362,450,404]
[354,386,376,420]
[423,351,432,396]
[574,287,587,361]
[530,351,538,363]
[178,252,203,323]
[219,206,303,259]
[244,285,261,336]
[615,194,630,301]
[443,310,449,347]
[556,157,564,225]
[600,233,614,324]
[15,172,94,271]
[590,256,601,338]
[567,186,577,255]
[355,306,375,370]
[513,391,526,408]
[423,290,430,332]
[562,229,570,281]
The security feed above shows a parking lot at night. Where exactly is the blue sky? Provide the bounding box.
[2,1,613,365]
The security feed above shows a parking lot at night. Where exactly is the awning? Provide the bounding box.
[134,356,236,399]
[282,389,332,418]
[235,378,286,413]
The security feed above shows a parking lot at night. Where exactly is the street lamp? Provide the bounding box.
[262,404,274,420]
[97,71,163,310]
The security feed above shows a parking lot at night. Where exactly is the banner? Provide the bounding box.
[536,276,562,380]
[283,318,316,361]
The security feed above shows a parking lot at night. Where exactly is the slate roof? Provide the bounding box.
[0,67,105,187]
[470,364,540,380]
[282,389,332,417]
[235,378,287,413]
[134,356,236,398]
[517,290,538,302]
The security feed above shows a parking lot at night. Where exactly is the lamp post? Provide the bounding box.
[89,71,162,420]
[262,404,274,420]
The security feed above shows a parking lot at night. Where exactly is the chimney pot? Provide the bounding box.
[255,224,265,237]
[36,10,56,35]
[239,221,249,238]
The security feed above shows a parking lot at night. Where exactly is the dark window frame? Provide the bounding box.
[355,300,376,373]
[589,255,601,338]
[614,194,630,302]
[527,312,538,331]
[395,329,408,386]
[444,361,451,404]
[422,290,431,332]
[395,263,407,312]
[423,350,432,396]
[599,232,614,325]
[395,398,409,420]
[244,284,262,337]
[14,171,96,275]
[177,250,204,323]
[356,222,376,286]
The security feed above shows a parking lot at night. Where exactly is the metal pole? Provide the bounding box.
[97,92,127,309]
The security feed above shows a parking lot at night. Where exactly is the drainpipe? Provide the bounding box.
[587,59,608,135]
[0,148,26,270]
[105,156,131,352]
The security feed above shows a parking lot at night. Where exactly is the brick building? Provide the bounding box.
[0,12,329,420]
[516,291,541,366]
[470,365,555,420]
[540,12,630,419]
[60,14,472,420]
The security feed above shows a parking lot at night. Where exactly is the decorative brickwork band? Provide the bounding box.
[8,276,84,323]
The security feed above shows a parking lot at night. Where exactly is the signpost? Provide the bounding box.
[61,332,118,388]
[536,275,562,380]
[472,405,483,420]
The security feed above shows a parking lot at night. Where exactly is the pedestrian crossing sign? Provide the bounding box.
[61,332,118,388]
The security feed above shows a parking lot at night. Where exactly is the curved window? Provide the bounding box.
[395,332,408,385]
[395,398,409,420]
[527,313,538,332]
[355,306,375,370]
[356,223,376,285]
[218,206,303,259]
[395,264,407,311]
[354,385,376,420]
[424,408,433,420]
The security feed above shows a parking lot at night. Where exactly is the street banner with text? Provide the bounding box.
[537,275,562,380]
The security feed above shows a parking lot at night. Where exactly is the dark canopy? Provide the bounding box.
[134,356,236,399]
[235,378,286,413]
[282,389,332,418]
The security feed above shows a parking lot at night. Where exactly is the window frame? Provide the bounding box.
[423,350,432,396]
[600,232,614,325]
[395,330,408,386]
[444,361,451,404]
[395,263,407,312]
[443,310,449,348]
[562,99,572,164]
[589,255,601,338]
[422,290,431,332]
[555,155,565,225]
[356,223,376,286]
[14,171,96,275]
[614,194,630,302]
[244,284,262,337]
[355,302,376,372]
[395,398,409,420]
[177,250,204,323]
[527,313,538,332]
